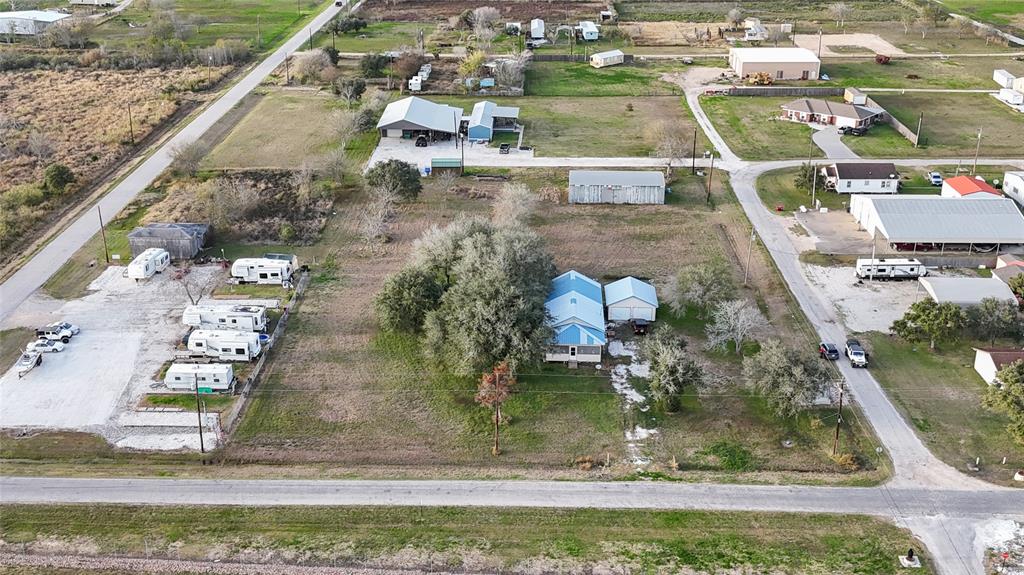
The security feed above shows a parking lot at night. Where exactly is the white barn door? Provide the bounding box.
[608,306,630,320]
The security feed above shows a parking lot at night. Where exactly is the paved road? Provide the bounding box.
[0,1,348,323]
[811,126,859,159]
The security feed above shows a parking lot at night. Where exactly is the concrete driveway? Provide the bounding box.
[812,125,859,159]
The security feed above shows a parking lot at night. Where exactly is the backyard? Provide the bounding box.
[757,167,849,214]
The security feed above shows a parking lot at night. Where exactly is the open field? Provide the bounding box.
[0,504,930,574]
[525,61,686,97]
[864,333,1024,486]
[819,57,1024,89]
[0,328,35,370]
[941,0,1024,31]
[318,21,435,53]
[701,96,823,161]
[360,0,606,21]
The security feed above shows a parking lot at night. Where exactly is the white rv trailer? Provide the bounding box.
[855,258,928,280]
[126,248,170,280]
[187,329,262,361]
[230,257,293,285]
[182,304,268,332]
[164,362,234,392]
[530,18,544,39]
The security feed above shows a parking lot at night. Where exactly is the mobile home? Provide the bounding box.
[126,248,170,280]
[994,69,1016,89]
[230,257,293,285]
[577,20,599,40]
[855,258,927,280]
[182,304,268,332]
[590,49,624,68]
[187,330,262,361]
[164,363,234,392]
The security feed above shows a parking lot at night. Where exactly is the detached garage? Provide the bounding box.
[604,276,658,321]
[569,170,665,204]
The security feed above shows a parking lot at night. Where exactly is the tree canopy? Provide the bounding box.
[365,159,422,201]
[665,260,735,318]
[967,297,1021,344]
[890,299,966,350]
[639,328,705,413]
[743,340,832,419]
[983,359,1024,444]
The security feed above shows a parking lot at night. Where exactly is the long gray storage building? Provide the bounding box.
[127,223,210,259]
[568,170,666,205]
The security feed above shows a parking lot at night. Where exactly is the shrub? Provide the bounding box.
[360,53,389,77]
[1,184,46,210]
[365,159,421,201]
[279,222,296,242]
[43,163,75,197]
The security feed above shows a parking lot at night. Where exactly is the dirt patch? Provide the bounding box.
[792,33,906,57]
[620,21,731,47]
[361,0,606,22]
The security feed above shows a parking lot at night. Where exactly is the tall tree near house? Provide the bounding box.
[638,328,705,413]
[743,340,832,419]
[983,359,1024,444]
[967,297,1021,344]
[1008,274,1024,301]
[411,217,494,288]
[828,2,850,28]
[664,260,736,318]
[890,299,966,351]
[705,299,769,355]
[476,361,516,455]
[374,266,444,333]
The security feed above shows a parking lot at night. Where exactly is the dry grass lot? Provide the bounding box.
[361,0,605,21]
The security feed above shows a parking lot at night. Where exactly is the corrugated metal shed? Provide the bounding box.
[568,170,665,204]
[604,277,658,306]
[127,223,209,259]
[919,277,1017,306]
[849,196,1024,244]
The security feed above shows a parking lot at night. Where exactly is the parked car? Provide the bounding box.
[415,135,428,147]
[847,126,867,136]
[845,339,869,368]
[35,324,73,343]
[48,321,80,336]
[499,143,511,154]
[819,342,840,360]
[928,172,943,186]
[630,318,650,335]
[26,338,65,353]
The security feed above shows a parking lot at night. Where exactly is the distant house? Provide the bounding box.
[1002,171,1024,206]
[993,253,1024,286]
[940,176,1003,199]
[465,100,519,141]
[590,49,624,69]
[577,20,599,40]
[728,47,820,80]
[918,277,1017,307]
[973,348,1024,386]
[781,98,884,129]
[376,96,463,140]
[127,223,209,260]
[821,163,899,194]
[545,270,606,364]
[0,10,70,35]
[568,170,665,204]
[604,277,658,321]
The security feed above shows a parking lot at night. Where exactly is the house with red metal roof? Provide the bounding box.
[940,176,1003,199]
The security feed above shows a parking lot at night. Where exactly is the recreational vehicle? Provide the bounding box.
[230,258,293,285]
[855,258,927,280]
[164,362,235,392]
[182,304,268,332]
[126,248,170,280]
[530,18,544,39]
[186,330,262,361]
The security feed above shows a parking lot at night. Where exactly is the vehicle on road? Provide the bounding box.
[35,324,73,343]
[499,143,511,154]
[928,172,943,186]
[819,342,839,360]
[25,339,65,353]
[855,258,927,280]
[845,339,869,367]
[15,351,43,378]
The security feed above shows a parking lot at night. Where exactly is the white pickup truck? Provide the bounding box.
[845,339,869,368]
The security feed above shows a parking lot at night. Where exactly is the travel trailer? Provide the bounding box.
[182,304,268,332]
[186,330,262,361]
[230,257,293,285]
[126,248,170,280]
[530,18,544,39]
[855,258,927,280]
[164,363,235,392]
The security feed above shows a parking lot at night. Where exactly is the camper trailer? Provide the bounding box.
[187,330,262,361]
[126,248,170,280]
[855,258,928,280]
[182,304,268,332]
[230,258,293,285]
[164,363,235,392]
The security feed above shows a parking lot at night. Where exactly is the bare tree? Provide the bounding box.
[766,26,788,47]
[653,120,690,177]
[899,10,916,35]
[359,172,402,253]
[493,54,527,88]
[705,299,769,355]
[175,264,217,305]
[292,49,332,83]
[469,6,500,30]
[475,27,497,50]
[329,109,357,147]
[434,170,459,195]
[916,14,933,39]
[292,160,315,203]
[492,182,536,227]
[317,147,348,183]
[726,8,744,29]
[169,139,204,176]
[828,2,850,28]
[25,131,54,162]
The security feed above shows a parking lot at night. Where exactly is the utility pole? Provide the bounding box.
[832,384,844,457]
[914,112,923,149]
[690,127,698,175]
[126,102,134,145]
[743,227,756,286]
[256,14,261,50]
[308,27,313,50]
[194,384,206,454]
[810,162,818,208]
[971,127,982,175]
[705,153,715,205]
[816,28,822,58]
[97,206,110,264]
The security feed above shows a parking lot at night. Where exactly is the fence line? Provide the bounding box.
[864,95,921,147]
[728,86,844,97]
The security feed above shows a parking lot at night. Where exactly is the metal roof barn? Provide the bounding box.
[604,276,658,321]
[0,10,70,35]
[849,196,1024,245]
[918,277,1018,307]
[127,223,209,259]
[569,170,665,204]
[376,96,463,137]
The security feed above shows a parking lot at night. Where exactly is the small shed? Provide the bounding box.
[590,49,625,69]
[973,348,1024,386]
[993,69,1016,89]
[127,223,209,259]
[844,87,867,105]
[604,277,658,321]
[430,157,463,175]
[568,170,665,204]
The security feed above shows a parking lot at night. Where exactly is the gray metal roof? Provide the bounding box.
[569,170,665,187]
[862,196,1024,243]
[376,96,463,133]
[919,277,1017,305]
[127,222,209,240]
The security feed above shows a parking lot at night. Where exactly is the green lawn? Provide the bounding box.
[525,61,685,97]
[318,21,435,53]
[757,167,848,214]
[864,333,1024,485]
[141,394,237,411]
[819,58,1024,90]
[940,0,1024,30]
[701,96,823,161]
[0,504,931,574]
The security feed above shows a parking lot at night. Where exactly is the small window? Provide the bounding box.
[864,180,869,185]
[271,273,280,278]
[213,378,220,383]
[776,70,783,79]
[219,318,226,323]
[173,376,182,381]
[195,342,204,347]
[846,181,851,188]
[221,347,231,353]
[235,347,245,355]
[259,273,269,279]
[231,319,237,324]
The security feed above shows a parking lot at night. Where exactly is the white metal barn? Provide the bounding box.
[187,330,262,361]
[182,304,268,332]
[164,363,234,392]
[973,348,1024,386]
[918,277,1018,307]
[0,10,70,35]
[590,49,624,68]
[230,257,293,285]
[568,170,665,204]
[604,277,658,321]
[126,248,170,280]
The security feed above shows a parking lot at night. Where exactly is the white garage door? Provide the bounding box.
[608,307,630,320]
[633,307,654,321]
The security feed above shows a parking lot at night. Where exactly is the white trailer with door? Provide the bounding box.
[126,248,170,280]
[855,258,928,280]
[164,363,235,392]
[230,257,293,285]
[186,330,262,361]
[182,304,268,332]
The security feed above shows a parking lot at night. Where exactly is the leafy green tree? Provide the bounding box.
[967,297,1021,344]
[638,327,705,412]
[365,159,421,201]
[42,163,75,196]
[665,260,735,318]
[336,15,367,34]
[743,340,832,419]
[983,359,1024,444]
[374,266,444,333]
[410,217,493,288]
[360,53,390,77]
[1008,274,1024,302]
[794,162,824,192]
[890,299,966,351]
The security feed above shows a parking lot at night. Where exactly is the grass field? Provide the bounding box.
[701,96,824,161]
[819,58,1024,90]
[317,21,435,53]
[525,61,688,97]
[0,328,35,369]
[864,333,1024,485]
[757,167,849,214]
[0,504,931,573]
[941,0,1024,30]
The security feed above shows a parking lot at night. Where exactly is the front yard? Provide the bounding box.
[701,96,824,161]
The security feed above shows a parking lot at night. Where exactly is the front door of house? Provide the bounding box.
[801,70,809,80]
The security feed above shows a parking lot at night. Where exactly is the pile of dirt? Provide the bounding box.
[361,0,605,22]
[145,170,333,244]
